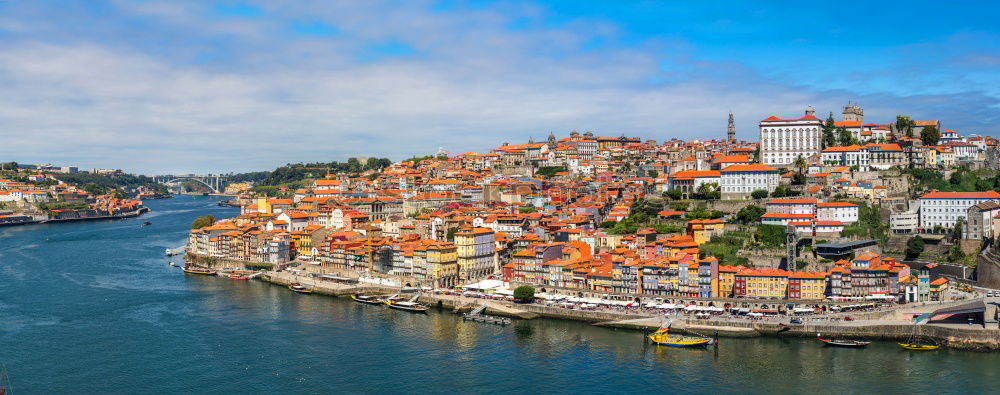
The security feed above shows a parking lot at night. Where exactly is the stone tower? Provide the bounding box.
[805,105,815,117]
[547,131,556,146]
[727,111,736,142]
[842,101,864,124]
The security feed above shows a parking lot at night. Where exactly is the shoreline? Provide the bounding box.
[240,268,1000,351]
[0,207,150,227]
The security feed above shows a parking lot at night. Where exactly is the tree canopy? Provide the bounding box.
[191,214,216,229]
[735,204,765,224]
[822,113,837,148]
[905,236,925,259]
[920,125,941,146]
[513,285,535,301]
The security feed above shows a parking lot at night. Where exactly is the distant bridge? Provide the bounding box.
[153,174,229,194]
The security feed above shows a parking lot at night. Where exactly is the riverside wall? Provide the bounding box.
[226,263,1000,351]
[665,319,1000,351]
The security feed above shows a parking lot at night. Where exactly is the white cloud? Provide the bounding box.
[0,1,995,174]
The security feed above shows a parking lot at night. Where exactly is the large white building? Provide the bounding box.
[918,190,1000,231]
[815,202,859,223]
[759,106,824,166]
[720,164,780,199]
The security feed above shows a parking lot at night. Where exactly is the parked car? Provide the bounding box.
[987,291,994,297]
[790,318,802,324]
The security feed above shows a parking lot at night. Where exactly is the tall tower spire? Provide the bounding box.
[727,111,736,142]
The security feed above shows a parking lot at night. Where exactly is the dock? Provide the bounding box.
[463,305,513,326]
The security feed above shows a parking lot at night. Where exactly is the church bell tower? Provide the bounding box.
[727,111,736,142]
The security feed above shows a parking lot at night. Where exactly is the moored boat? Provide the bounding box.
[228,273,248,280]
[818,337,870,348]
[183,266,216,275]
[288,282,312,294]
[898,342,940,351]
[648,327,713,348]
[386,300,428,312]
[352,295,385,305]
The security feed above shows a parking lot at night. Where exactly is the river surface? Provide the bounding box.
[0,196,996,393]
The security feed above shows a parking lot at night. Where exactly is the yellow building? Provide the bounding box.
[923,147,937,167]
[454,227,496,281]
[427,242,458,288]
[256,197,273,214]
[735,269,789,299]
[789,272,827,300]
[718,265,742,298]
[686,219,725,245]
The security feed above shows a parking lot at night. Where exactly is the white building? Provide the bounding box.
[720,164,780,199]
[759,107,824,166]
[820,145,870,168]
[918,190,1000,231]
[815,202,859,224]
[765,199,816,215]
[890,211,919,234]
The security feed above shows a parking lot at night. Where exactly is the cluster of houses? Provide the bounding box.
[185,102,994,301]
[0,177,144,224]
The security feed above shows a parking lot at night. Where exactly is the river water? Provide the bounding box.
[0,196,995,393]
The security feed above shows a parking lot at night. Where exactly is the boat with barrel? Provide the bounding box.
[183,266,216,276]
[386,294,428,313]
[818,335,870,348]
[288,282,312,294]
[647,326,714,348]
[352,294,385,305]
[228,273,249,281]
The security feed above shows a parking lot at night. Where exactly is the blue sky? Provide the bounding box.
[0,0,997,174]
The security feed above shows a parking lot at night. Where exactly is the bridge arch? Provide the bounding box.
[161,178,222,194]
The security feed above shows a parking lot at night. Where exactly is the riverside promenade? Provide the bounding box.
[254,270,1000,350]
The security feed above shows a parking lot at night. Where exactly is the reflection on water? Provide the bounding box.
[0,196,998,393]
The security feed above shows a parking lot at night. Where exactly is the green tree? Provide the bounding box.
[905,236,925,259]
[446,227,458,241]
[735,204,765,224]
[836,127,854,146]
[755,224,787,247]
[953,217,964,240]
[750,189,769,199]
[693,182,720,200]
[793,155,807,174]
[191,214,216,229]
[947,245,965,262]
[518,206,536,214]
[346,157,362,173]
[535,166,566,178]
[647,170,658,178]
[896,115,914,137]
[513,285,535,302]
[663,189,682,200]
[921,125,941,146]
[82,182,104,196]
[0,161,17,171]
[822,113,837,148]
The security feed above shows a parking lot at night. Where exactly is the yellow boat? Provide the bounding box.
[648,327,713,348]
[183,267,216,275]
[898,342,940,351]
